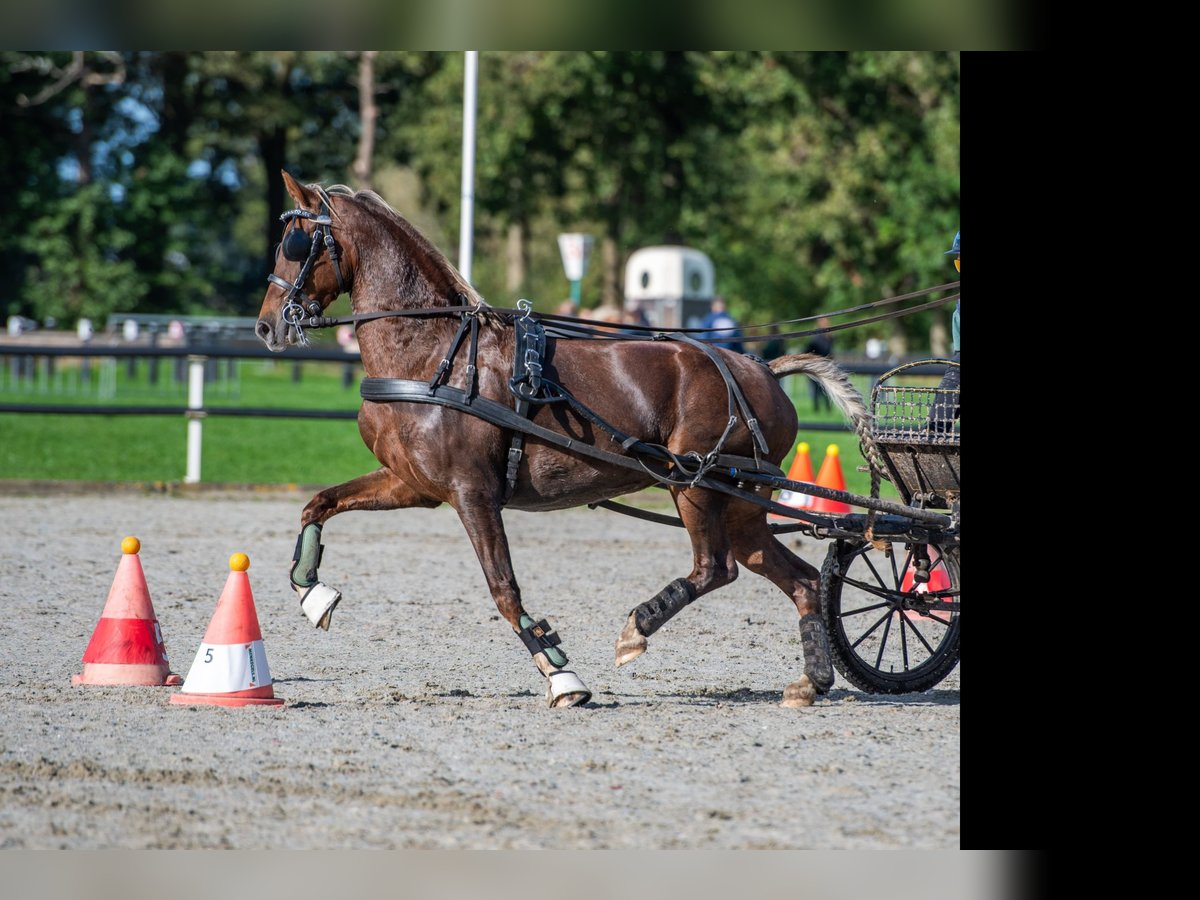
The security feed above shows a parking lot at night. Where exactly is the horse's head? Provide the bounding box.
[256,171,354,351]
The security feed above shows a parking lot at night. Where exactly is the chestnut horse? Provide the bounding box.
[257,172,872,709]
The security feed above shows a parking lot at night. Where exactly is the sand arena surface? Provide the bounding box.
[0,491,958,848]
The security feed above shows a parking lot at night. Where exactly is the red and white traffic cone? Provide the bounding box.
[72,537,182,687]
[170,553,284,708]
[770,441,816,522]
[810,444,851,515]
[899,547,954,623]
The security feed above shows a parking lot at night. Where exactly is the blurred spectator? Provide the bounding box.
[7,315,39,336]
[624,304,650,328]
[760,324,787,361]
[336,324,359,353]
[930,230,960,429]
[699,297,744,353]
[589,304,625,324]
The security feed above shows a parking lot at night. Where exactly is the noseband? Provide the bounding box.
[267,202,350,346]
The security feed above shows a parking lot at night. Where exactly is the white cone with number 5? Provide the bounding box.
[171,553,284,708]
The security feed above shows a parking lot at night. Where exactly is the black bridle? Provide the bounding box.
[266,202,350,346]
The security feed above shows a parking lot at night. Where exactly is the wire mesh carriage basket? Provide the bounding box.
[869,358,959,510]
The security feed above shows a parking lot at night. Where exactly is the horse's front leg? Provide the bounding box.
[453,487,592,708]
[291,467,439,629]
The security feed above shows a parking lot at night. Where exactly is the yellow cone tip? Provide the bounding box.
[229,552,250,572]
[797,442,809,453]
[121,536,140,555]
[826,444,840,457]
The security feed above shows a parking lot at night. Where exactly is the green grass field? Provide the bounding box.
[0,356,895,499]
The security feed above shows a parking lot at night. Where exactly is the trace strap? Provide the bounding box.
[359,378,951,528]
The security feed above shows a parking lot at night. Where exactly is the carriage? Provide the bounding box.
[809,359,960,694]
[257,173,961,708]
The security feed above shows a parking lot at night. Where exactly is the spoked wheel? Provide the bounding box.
[819,538,960,693]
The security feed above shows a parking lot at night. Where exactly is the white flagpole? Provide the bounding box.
[458,50,478,283]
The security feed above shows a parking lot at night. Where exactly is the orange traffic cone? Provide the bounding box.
[899,547,954,623]
[771,441,817,522]
[73,537,183,687]
[810,444,851,514]
[170,553,284,708]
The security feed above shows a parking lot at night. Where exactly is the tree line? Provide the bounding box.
[1,51,958,351]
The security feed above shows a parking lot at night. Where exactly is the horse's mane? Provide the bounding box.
[315,182,482,305]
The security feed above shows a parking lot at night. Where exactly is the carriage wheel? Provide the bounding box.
[819,538,960,694]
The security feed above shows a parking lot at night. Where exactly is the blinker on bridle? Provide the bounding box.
[267,202,350,346]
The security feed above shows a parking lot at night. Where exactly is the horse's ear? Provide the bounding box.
[281,170,318,209]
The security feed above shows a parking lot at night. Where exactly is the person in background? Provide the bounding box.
[930,230,960,430]
[624,304,651,328]
[699,296,744,353]
[804,317,833,411]
[589,304,625,324]
[760,324,787,361]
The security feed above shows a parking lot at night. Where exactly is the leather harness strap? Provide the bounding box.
[504,316,546,502]
[667,331,771,466]
[427,307,480,398]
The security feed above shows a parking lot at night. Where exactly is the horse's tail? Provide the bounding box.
[768,353,885,478]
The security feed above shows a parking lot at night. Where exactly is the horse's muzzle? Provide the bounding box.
[255,319,288,352]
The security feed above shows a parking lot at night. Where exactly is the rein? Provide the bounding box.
[287,281,960,347]
[264,188,956,348]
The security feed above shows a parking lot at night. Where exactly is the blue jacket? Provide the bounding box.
[700,311,744,353]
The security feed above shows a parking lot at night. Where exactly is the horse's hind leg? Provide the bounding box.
[726,505,834,707]
[452,488,591,708]
[292,467,439,629]
[615,486,738,666]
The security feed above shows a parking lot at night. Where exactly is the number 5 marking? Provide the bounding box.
[204,648,213,663]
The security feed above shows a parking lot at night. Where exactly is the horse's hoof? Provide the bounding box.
[550,691,590,708]
[780,675,818,708]
[298,582,341,630]
[614,613,647,667]
[546,670,592,708]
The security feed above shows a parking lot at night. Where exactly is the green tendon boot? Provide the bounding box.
[290,523,341,631]
[518,614,591,707]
